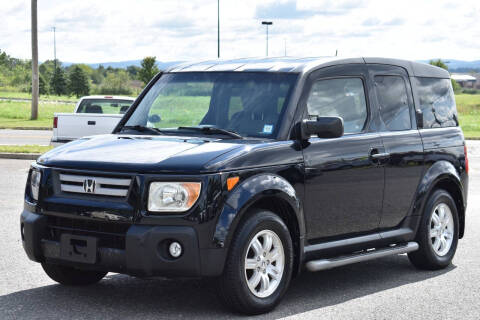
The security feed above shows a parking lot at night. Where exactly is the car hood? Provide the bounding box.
[38,134,245,173]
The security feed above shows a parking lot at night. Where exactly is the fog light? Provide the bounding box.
[169,241,182,258]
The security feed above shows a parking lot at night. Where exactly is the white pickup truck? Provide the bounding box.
[51,95,135,145]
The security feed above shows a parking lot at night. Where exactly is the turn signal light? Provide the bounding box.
[227,176,240,191]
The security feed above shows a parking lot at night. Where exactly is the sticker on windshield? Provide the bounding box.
[263,124,273,134]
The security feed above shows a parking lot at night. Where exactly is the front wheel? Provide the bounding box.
[408,189,459,270]
[42,262,107,286]
[218,210,294,315]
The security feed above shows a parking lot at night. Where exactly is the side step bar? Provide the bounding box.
[305,242,419,272]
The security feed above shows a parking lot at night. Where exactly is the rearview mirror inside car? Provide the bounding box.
[301,116,344,139]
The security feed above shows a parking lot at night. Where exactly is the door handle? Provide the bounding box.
[88,121,96,125]
[371,152,390,160]
[369,148,390,164]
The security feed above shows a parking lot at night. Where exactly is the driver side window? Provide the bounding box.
[306,78,368,134]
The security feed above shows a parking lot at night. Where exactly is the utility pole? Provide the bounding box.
[284,38,287,56]
[31,0,38,120]
[261,21,272,56]
[53,26,57,69]
[217,0,220,58]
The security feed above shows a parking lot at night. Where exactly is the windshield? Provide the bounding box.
[77,99,133,114]
[124,72,298,138]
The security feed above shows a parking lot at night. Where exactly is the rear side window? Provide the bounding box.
[414,77,458,128]
[374,75,411,131]
[306,78,368,134]
[77,99,133,114]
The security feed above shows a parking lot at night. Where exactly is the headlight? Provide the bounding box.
[30,169,41,201]
[148,182,201,212]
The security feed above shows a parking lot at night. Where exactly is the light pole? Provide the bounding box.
[261,21,272,56]
[53,27,57,69]
[217,0,220,58]
[31,0,38,120]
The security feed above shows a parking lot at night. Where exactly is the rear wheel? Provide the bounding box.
[218,210,293,315]
[408,189,459,270]
[42,262,107,286]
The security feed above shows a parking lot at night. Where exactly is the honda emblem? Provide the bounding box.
[83,179,96,193]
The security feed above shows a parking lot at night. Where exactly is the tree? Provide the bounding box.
[29,73,48,95]
[0,49,9,66]
[90,68,104,85]
[39,59,57,85]
[50,67,67,95]
[429,59,448,70]
[98,70,132,95]
[127,65,141,79]
[39,73,48,95]
[138,56,159,85]
[98,65,106,77]
[429,59,461,92]
[68,65,90,97]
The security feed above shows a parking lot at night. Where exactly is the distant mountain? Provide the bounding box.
[62,58,480,72]
[62,60,183,70]
[419,59,480,72]
[443,59,480,71]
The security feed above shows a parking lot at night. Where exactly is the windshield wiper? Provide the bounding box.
[177,126,243,139]
[121,125,164,135]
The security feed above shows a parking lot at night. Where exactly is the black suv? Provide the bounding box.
[21,57,468,315]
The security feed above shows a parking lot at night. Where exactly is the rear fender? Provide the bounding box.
[412,160,466,235]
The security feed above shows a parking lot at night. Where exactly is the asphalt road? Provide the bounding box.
[1,142,479,320]
[0,129,52,146]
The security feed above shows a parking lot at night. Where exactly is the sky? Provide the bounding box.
[1,0,479,63]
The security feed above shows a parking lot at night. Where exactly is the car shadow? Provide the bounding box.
[0,255,454,320]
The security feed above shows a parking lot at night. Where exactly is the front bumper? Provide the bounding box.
[21,209,225,277]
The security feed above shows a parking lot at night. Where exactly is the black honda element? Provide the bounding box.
[21,57,468,315]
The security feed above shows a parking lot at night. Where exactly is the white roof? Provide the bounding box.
[79,95,136,101]
[451,74,477,81]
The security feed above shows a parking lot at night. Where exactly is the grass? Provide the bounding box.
[0,100,74,128]
[0,90,78,102]
[456,93,480,138]
[0,144,53,154]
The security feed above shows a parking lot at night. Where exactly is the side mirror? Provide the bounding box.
[301,116,344,140]
[415,109,423,129]
[148,114,161,123]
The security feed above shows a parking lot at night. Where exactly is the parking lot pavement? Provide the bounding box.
[0,142,479,320]
[0,129,52,145]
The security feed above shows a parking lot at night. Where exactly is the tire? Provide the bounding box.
[218,210,294,315]
[408,189,459,270]
[42,262,107,286]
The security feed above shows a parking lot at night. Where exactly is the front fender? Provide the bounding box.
[213,173,305,248]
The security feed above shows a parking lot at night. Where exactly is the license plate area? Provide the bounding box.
[60,234,98,264]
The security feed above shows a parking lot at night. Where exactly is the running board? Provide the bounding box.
[305,242,419,272]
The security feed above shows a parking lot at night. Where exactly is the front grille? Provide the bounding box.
[59,173,131,197]
[46,216,131,250]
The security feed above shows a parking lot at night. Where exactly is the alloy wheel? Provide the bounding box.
[430,203,454,256]
[244,230,285,298]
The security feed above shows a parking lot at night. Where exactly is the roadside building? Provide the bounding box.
[451,74,477,88]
